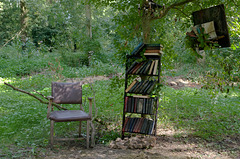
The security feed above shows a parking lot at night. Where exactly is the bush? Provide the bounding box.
[60,50,89,67]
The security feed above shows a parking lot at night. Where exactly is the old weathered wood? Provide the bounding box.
[192,4,230,48]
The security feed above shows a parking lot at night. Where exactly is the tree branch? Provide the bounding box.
[33,89,47,99]
[153,0,196,20]
[4,82,67,110]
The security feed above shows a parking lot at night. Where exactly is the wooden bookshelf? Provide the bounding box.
[122,43,162,139]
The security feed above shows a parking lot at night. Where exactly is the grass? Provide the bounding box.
[159,86,240,141]
[0,46,239,157]
[0,78,124,143]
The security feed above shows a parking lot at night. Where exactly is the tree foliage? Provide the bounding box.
[0,0,239,78]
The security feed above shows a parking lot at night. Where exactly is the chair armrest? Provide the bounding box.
[87,97,93,118]
[47,96,54,100]
[47,96,54,119]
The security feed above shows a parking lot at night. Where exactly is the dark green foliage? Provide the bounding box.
[31,26,58,47]
[60,50,89,67]
[0,0,20,46]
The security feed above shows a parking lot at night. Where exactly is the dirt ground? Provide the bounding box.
[41,127,239,159]
[36,75,239,159]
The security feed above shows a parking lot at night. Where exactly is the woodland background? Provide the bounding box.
[0,0,239,158]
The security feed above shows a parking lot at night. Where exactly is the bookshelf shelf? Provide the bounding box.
[122,43,162,139]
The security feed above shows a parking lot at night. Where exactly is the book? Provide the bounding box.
[146,120,154,135]
[148,120,154,135]
[144,51,163,56]
[137,98,144,113]
[140,118,148,134]
[126,61,138,74]
[125,80,138,92]
[138,118,145,133]
[145,120,150,134]
[132,95,150,98]
[153,60,158,75]
[146,80,157,94]
[124,96,128,112]
[145,50,160,53]
[123,117,129,132]
[130,118,136,132]
[131,62,144,74]
[133,118,140,132]
[143,60,153,75]
[131,42,145,56]
[145,44,163,50]
[147,98,152,114]
[126,118,133,132]
[127,96,132,112]
[138,61,149,74]
[131,80,143,93]
[142,80,153,94]
[142,98,146,114]
[134,98,138,113]
[148,60,155,75]
[139,80,150,94]
[134,80,147,94]
[134,61,146,74]
[149,98,154,114]
[145,98,149,114]
[131,97,135,113]
[132,118,138,132]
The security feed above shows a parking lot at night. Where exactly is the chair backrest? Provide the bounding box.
[52,82,82,104]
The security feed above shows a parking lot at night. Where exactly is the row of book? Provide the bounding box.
[125,79,156,94]
[122,117,155,135]
[124,96,156,114]
[144,50,163,56]
[127,60,159,75]
[130,43,163,56]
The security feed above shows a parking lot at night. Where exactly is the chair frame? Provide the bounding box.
[47,82,94,149]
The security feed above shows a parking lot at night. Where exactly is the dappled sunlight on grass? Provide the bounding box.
[159,86,240,141]
[0,77,15,85]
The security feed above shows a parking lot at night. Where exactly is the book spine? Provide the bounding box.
[124,96,128,112]
[127,96,132,112]
[128,81,139,93]
[126,61,138,74]
[123,117,129,132]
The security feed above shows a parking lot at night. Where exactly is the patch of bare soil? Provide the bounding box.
[65,73,122,84]
[39,127,239,159]
[163,76,202,89]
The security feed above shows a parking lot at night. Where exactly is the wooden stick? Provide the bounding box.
[33,89,47,99]
[4,82,67,110]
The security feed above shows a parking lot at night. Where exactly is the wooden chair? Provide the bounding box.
[47,82,94,148]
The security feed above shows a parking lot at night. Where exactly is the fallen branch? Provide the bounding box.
[4,82,67,110]
[33,89,47,99]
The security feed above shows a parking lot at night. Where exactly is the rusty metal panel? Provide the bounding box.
[192,4,230,48]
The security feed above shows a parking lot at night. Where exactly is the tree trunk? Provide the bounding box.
[85,0,92,39]
[85,0,92,65]
[142,14,151,44]
[20,0,28,44]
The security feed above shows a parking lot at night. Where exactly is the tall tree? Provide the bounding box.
[85,0,92,38]
[140,0,195,43]
[20,0,28,44]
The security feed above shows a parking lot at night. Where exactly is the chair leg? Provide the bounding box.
[79,121,82,137]
[91,121,95,147]
[50,120,54,149]
[86,120,90,149]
